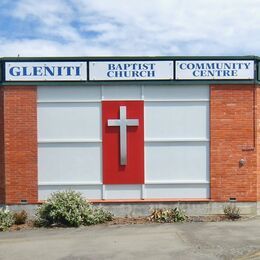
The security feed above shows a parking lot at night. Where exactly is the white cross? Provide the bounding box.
[107,106,139,165]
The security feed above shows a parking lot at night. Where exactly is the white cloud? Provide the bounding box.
[1,0,260,56]
[0,38,114,57]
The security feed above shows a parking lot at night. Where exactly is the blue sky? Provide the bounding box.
[0,0,260,57]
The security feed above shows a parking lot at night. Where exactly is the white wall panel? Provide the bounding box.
[145,142,209,182]
[145,102,209,139]
[104,185,142,199]
[38,103,101,140]
[143,85,209,100]
[38,143,102,183]
[102,85,142,100]
[38,86,101,102]
[143,85,210,199]
[144,184,209,198]
[38,185,102,200]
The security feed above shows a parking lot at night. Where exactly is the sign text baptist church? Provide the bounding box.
[89,61,173,80]
[4,59,255,81]
[106,63,156,78]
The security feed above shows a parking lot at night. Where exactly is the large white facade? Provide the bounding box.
[37,84,209,200]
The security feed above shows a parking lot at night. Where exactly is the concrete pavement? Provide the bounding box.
[0,217,259,260]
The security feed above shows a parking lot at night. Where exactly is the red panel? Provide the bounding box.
[102,101,144,184]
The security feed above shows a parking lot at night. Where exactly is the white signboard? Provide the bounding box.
[5,62,87,81]
[89,61,173,81]
[176,60,254,80]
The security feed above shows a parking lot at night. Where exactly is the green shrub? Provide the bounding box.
[223,204,241,220]
[35,190,113,227]
[149,207,187,223]
[82,206,113,226]
[0,208,15,231]
[14,210,28,225]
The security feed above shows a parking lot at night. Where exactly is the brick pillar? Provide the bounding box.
[210,84,257,202]
[256,87,260,204]
[1,86,38,204]
[0,88,5,204]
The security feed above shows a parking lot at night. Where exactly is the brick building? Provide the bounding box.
[0,56,259,215]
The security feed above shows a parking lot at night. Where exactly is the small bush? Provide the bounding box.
[35,190,113,227]
[149,207,187,223]
[223,204,241,220]
[14,210,28,225]
[0,208,15,231]
[82,206,113,226]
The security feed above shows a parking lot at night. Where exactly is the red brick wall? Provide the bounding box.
[0,88,5,204]
[210,84,257,201]
[256,87,260,202]
[2,86,38,204]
